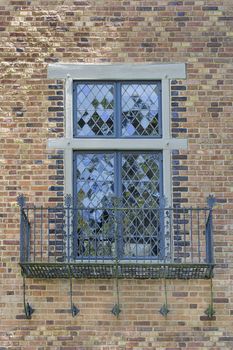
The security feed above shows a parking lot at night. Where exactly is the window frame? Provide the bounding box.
[73,149,164,260]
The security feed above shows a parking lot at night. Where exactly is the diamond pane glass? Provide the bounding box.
[121,83,160,137]
[75,153,115,258]
[121,153,161,257]
[76,153,114,208]
[122,153,161,207]
[75,83,114,136]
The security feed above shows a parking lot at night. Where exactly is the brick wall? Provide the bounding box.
[1,0,233,349]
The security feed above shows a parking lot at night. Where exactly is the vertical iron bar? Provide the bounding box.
[204,277,215,318]
[20,207,25,263]
[26,207,30,262]
[72,206,75,261]
[204,208,207,263]
[197,209,201,263]
[40,206,43,261]
[69,277,79,317]
[88,209,91,259]
[169,208,173,263]
[55,208,58,262]
[206,195,216,264]
[95,209,97,262]
[183,208,186,263]
[82,209,85,261]
[71,206,74,263]
[160,278,169,317]
[33,206,36,262]
[209,208,213,264]
[62,207,65,262]
[67,205,70,263]
[115,153,123,259]
[206,208,214,264]
[162,207,166,264]
[148,209,152,260]
[190,208,193,263]
[23,275,34,319]
[176,207,179,263]
[47,209,50,263]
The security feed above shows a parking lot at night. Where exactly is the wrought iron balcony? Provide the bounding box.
[18,195,215,280]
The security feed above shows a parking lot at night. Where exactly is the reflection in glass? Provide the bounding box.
[75,83,114,136]
[122,83,160,137]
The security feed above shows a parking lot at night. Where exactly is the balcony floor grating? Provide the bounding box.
[20,262,214,280]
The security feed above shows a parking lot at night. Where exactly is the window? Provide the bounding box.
[73,81,163,259]
[48,63,187,261]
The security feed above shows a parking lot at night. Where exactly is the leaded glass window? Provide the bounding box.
[73,81,163,260]
[73,81,161,138]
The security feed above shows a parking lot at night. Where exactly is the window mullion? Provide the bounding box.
[115,82,121,137]
[114,152,122,198]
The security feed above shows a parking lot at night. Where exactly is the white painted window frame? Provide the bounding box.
[48,63,187,209]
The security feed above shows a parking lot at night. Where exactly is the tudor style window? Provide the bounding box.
[73,82,163,259]
[48,63,187,261]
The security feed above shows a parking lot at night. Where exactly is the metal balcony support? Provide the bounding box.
[23,276,34,319]
[69,277,79,317]
[160,278,169,317]
[203,195,216,319]
[111,214,121,318]
[205,277,215,319]
[206,195,216,265]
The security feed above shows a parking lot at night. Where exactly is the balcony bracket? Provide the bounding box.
[204,277,215,319]
[69,277,79,317]
[159,278,169,317]
[111,257,121,318]
[23,276,34,319]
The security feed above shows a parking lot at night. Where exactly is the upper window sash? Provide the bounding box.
[73,81,162,139]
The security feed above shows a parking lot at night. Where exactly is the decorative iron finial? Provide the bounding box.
[204,304,215,319]
[159,304,170,317]
[71,304,80,317]
[17,194,26,208]
[111,303,121,318]
[65,194,72,208]
[207,195,216,209]
[24,302,34,319]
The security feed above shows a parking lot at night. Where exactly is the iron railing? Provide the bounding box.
[18,195,215,279]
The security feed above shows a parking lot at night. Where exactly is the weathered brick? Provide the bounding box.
[0,1,232,349]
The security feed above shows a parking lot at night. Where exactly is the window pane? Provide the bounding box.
[122,153,161,207]
[76,153,115,207]
[121,83,160,137]
[121,153,161,258]
[75,83,114,136]
[75,153,115,258]
[74,152,162,259]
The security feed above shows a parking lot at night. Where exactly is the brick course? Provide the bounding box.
[1,0,233,349]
